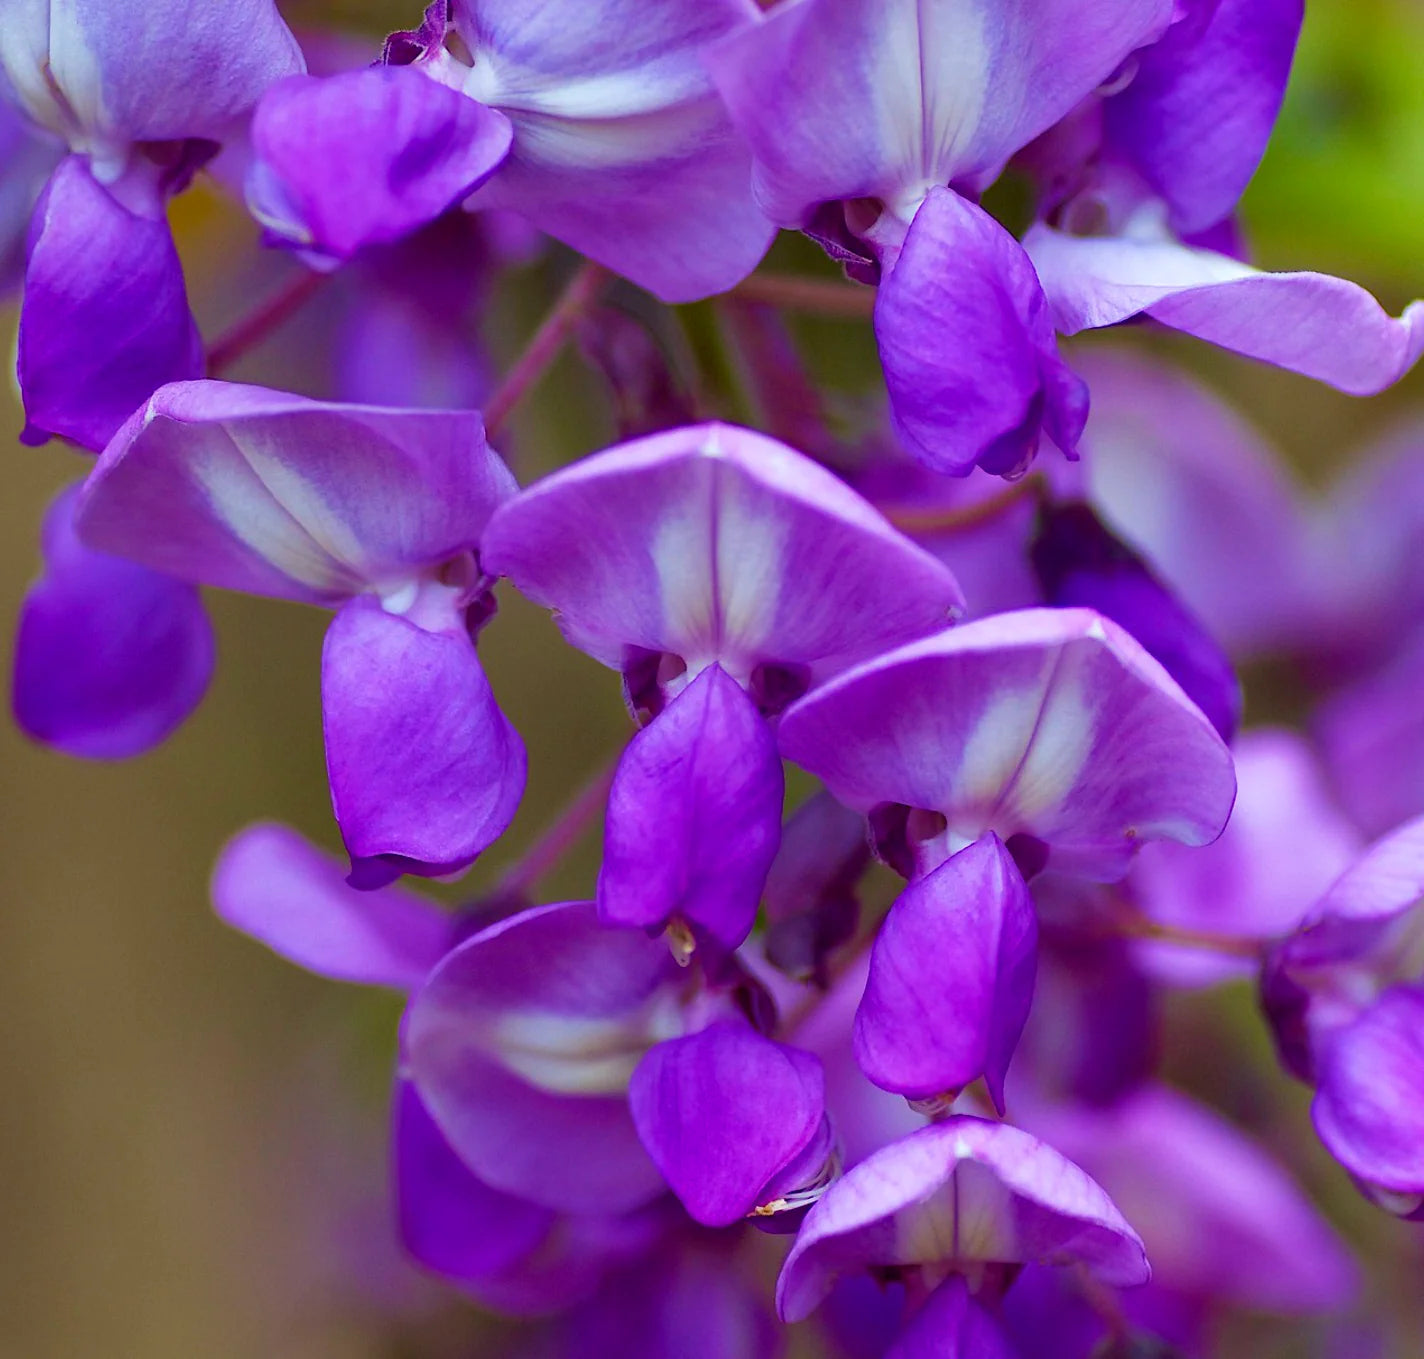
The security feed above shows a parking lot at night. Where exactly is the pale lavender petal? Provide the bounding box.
[1077,352,1317,657]
[448,0,772,301]
[1130,729,1360,985]
[1033,1084,1358,1312]
[1026,226,1424,396]
[776,1116,1149,1322]
[19,157,202,450]
[322,598,525,885]
[855,834,1036,1113]
[12,482,212,758]
[0,0,303,153]
[888,1277,1017,1359]
[481,422,962,681]
[76,381,516,603]
[629,1022,826,1226]
[707,0,1172,225]
[404,901,678,1213]
[779,608,1236,882]
[211,822,452,989]
[599,664,782,955]
[394,1078,556,1286]
[0,83,59,289]
[1314,986,1424,1203]
[247,68,512,266]
[876,189,1087,478]
[1104,0,1302,234]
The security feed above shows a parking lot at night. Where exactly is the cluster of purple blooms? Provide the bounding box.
[4,0,1424,1354]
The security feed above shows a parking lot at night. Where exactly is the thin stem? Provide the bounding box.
[728,273,877,319]
[206,268,329,375]
[1105,911,1266,960]
[881,474,1049,536]
[483,260,611,440]
[496,757,617,900]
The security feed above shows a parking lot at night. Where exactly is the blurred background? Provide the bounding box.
[1,0,1421,1355]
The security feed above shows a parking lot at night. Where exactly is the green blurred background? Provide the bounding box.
[1,1,1421,1354]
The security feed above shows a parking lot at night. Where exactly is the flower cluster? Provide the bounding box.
[4,1,1423,1355]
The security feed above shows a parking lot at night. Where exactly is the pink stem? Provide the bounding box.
[206,268,329,375]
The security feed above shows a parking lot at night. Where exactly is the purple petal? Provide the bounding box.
[211,822,452,989]
[599,664,783,955]
[1026,226,1424,396]
[18,157,202,449]
[482,422,962,681]
[855,834,1036,1113]
[12,482,213,758]
[1314,987,1424,1205]
[1033,1084,1358,1312]
[322,597,525,885]
[0,0,302,152]
[1104,0,1303,235]
[247,68,512,266]
[629,1021,826,1226]
[776,1115,1149,1322]
[76,381,516,602]
[876,189,1087,478]
[0,88,60,290]
[888,1277,1017,1359]
[779,608,1236,882]
[1030,500,1240,741]
[1130,729,1360,985]
[1077,352,1318,657]
[450,0,772,301]
[707,0,1172,225]
[394,1078,555,1286]
[404,901,679,1213]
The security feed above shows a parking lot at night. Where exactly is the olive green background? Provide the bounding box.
[1,1,1422,1354]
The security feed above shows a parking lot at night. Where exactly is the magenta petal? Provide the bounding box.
[19,157,202,449]
[322,598,525,885]
[13,482,213,758]
[888,1277,1016,1359]
[599,664,783,954]
[855,834,1036,1113]
[394,1078,555,1286]
[1026,226,1424,396]
[248,68,512,266]
[877,189,1087,478]
[629,1021,826,1227]
[780,608,1236,882]
[776,1116,1149,1322]
[482,422,962,678]
[1313,986,1424,1203]
[76,382,515,604]
[211,822,452,989]
[404,901,678,1213]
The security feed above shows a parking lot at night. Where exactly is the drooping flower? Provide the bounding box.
[779,607,1235,1103]
[74,380,525,885]
[482,421,962,954]
[1,0,304,446]
[776,1116,1150,1324]
[1262,815,1424,1213]
[249,0,775,301]
[708,0,1175,475]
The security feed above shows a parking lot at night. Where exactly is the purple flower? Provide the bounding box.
[74,380,525,884]
[12,483,214,758]
[2,0,304,445]
[0,77,60,290]
[776,1115,1149,1322]
[780,607,1234,1102]
[1264,815,1424,1211]
[708,0,1173,474]
[253,0,776,301]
